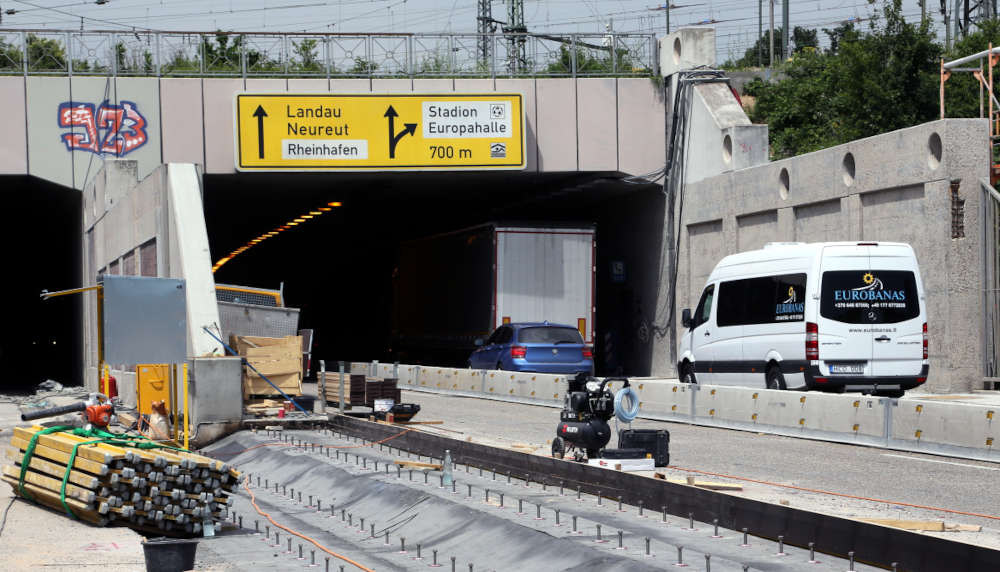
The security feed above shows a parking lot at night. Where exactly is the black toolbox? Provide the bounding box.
[600,448,649,460]
[618,429,670,467]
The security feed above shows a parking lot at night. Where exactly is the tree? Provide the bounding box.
[724,26,823,69]
[792,27,819,54]
[544,44,636,75]
[26,34,66,71]
[350,57,378,75]
[0,38,22,69]
[823,21,857,55]
[292,38,323,73]
[749,1,941,158]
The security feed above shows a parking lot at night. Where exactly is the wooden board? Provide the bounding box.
[242,371,302,398]
[232,335,304,397]
[393,460,442,470]
[860,518,946,532]
[653,472,744,491]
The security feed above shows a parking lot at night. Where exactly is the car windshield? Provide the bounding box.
[518,327,583,344]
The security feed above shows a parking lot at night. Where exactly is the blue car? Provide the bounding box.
[468,322,594,375]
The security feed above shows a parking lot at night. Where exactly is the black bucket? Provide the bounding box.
[142,537,199,572]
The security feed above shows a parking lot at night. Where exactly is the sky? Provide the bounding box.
[0,1,963,63]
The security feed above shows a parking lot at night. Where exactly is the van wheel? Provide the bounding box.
[681,363,697,384]
[766,366,787,390]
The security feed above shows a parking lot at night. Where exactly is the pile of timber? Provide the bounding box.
[231,335,303,399]
[4,426,239,537]
[324,374,400,408]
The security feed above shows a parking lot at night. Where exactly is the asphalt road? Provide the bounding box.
[395,388,1000,548]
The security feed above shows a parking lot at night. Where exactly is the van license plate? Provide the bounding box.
[830,364,864,374]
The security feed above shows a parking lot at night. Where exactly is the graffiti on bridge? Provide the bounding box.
[57,100,148,156]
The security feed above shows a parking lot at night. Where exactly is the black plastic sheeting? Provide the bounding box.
[329,416,1000,572]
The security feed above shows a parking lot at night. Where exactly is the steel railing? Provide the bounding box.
[982,179,1000,385]
[0,29,657,78]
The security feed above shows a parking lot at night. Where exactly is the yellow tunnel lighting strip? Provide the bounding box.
[212,200,343,272]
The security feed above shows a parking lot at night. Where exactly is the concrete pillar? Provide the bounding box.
[776,206,794,240]
[844,194,862,240]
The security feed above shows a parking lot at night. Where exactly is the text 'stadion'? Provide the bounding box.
[235,93,525,171]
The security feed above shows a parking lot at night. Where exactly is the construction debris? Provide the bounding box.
[5,425,239,537]
[393,459,443,470]
[653,472,744,491]
[859,518,983,533]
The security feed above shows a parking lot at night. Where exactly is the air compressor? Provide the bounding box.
[552,374,637,461]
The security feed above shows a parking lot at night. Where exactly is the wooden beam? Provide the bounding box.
[11,428,115,465]
[860,518,946,532]
[654,472,744,491]
[8,440,109,476]
[393,460,443,470]
[5,449,101,489]
[2,465,96,503]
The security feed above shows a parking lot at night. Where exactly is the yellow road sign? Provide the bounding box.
[235,93,525,171]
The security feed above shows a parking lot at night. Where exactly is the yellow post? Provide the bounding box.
[171,364,179,442]
[97,285,105,394]
[182,362,189,451]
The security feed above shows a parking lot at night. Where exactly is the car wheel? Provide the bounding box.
[681,362,697,384]
[766,365,787,390]
[551,437,565,459]
[496,361,503,371]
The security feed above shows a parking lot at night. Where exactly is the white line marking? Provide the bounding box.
[882,454,1000,471]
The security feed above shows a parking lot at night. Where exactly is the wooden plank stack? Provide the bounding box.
[232,335,304,398]
[365,377,402,406]
[4,426,240,537]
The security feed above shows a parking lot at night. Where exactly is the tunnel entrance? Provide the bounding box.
[0,176,82,392]
[203,172,664,377]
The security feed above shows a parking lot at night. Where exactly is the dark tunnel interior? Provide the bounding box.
[0,176,82,391]
[203,171,665,377]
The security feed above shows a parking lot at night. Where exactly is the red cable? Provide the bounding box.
[243,476,375,572]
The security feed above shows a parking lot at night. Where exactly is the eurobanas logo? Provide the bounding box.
[58,100,148,157]
[776,286,804,315]
[834,272,906,302]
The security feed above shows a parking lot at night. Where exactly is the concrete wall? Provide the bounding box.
[659,119,990,393]
[0,75,667,186]
[81,160,223,397]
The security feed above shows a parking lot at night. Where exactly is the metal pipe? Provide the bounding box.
[944,45,1000,69]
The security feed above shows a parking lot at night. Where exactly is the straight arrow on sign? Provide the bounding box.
[252,105,268,159]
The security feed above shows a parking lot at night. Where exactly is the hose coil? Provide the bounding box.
[614,386,640,423]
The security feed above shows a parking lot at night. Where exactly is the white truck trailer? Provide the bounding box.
[391,223,596,364]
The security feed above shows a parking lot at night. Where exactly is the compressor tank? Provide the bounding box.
[557,418,612,454]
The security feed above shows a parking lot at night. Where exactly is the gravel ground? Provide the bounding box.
[0,393,146,572]
[395,388,1000,550]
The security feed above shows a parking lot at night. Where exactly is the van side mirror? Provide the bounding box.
[681,308,693,329]
[474,338,484,347]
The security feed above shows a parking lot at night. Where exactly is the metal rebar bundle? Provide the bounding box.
[4,425,240,537]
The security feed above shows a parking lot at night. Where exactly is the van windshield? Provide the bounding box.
[820,270,920,324]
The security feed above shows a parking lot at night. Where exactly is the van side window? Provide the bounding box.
[694,284,715,327]
[718,273,807,326]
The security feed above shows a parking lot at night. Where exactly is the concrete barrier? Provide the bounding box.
[890,399,998,456]
[378,361,1000,463]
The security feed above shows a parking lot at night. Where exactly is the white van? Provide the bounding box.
[677,242,928,396]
